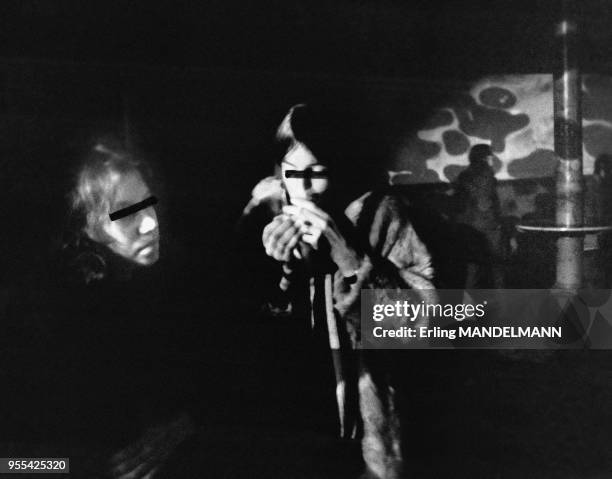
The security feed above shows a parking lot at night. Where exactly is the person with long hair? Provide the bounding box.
[241,104,437,479]
[48,140,196,478]
[61,142,160,282]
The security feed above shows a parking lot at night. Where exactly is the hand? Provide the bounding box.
[283,199,361,275]
[108,412,194,479]
[262,214,302,262]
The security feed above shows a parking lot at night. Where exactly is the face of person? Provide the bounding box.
[472,153,497,171]
[96,170,160,266]
[281,142,330,205]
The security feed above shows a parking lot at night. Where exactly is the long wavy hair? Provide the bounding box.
[61,140,153,284]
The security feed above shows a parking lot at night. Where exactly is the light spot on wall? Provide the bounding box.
[390,74,612,184]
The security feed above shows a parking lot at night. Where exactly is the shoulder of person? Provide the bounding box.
[455,168,470,182]
[236,176,286,239]
[240,176,284,219]
[251,176,284,205]
[344,188,407,224]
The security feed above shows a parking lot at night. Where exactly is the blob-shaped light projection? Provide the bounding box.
[390,74,612,185]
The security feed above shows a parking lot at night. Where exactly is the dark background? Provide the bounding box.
[3,1,612,477]
[3,0,612,286]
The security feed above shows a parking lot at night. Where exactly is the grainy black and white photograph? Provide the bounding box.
[3,0,612,478]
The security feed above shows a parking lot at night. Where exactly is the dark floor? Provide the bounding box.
[3,346,612,478]
[4,250,612,479]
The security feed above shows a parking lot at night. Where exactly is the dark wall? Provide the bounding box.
[0,60,431,288]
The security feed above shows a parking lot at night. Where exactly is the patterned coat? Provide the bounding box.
[240,177,437,479]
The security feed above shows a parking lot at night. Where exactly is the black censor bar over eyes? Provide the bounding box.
[284,170,329,180]
[110,196,158,221]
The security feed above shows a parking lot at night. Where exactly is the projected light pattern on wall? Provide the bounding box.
[390,74,612,184]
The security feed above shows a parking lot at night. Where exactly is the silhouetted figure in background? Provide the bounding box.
[593,153,612,225]
[593,153,612,286]
[515,192,556,288]
[454,144,505,288]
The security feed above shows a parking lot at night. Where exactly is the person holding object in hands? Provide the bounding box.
[243,104,437,479]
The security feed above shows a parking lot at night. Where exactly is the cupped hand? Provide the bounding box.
[283,199,361,275]
[262,214,302,262]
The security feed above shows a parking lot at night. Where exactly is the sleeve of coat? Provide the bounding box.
[333,193,438,337]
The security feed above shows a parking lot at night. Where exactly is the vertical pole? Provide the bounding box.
[554,0,583,291]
